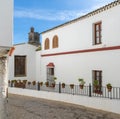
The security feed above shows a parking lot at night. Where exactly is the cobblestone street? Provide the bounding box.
[6,94,120,119]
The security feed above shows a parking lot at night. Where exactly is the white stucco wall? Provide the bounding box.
[38,3,120,86]
[9,43,37,81]
[0,0,13,47]
[0,0,13,118]
[41,4,120,54]
[38,50,120,87]
[36,51,41,82]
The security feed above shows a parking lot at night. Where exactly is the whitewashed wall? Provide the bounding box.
[0,0,13,47]
[41,4,120,54]
[36,51,41,82]
[9,43,37,81]
[38,4,120,86]
[38,50,120,87]
[0,0,13,118]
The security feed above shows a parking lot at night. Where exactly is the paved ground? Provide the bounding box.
[5,94,120,119]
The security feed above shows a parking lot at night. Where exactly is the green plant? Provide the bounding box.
[45,81,49,87]
[39,82,43,86]
[53,77,57,81]
[11,80,17,83]
[32,81,36,85]
[23,80,27,84]
[78,78,85,89]
[93,80,99,86]
[78,78,85,85]
[106,83,112,92]
[106,83,112,87]
[93,80,100,91]
[52,77,57,86]
[36,46,41,51]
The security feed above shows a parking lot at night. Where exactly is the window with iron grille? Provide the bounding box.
[14,56,26,77]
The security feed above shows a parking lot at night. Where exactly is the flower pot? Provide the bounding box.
[32,81,36,85]
[79,85,84,89]
[45,82,49,87]
[39,82,43,86]
[70,84,74,89]
[94,85,99,90]
[62,83,65,88]
[28,81,31,85]
[52,83,55,88]
[107,86,112,92]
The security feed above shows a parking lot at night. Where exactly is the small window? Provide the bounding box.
[14,56,26,77]
[93,22,102,45]
[47,67,55,86]
[52,35,58,48]
[44,38,49,50]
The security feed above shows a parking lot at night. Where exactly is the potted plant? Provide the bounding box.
[52,83,55,88]
[53,77,57,81]
[23,80,27,84]
[28,81,31,85]
[39,82,43,86]
[70,84,74,89]
[93,80,99,89]
[11,80,17,87]
[45,81,49,87]
[106,83,112,92]
[32,81,36,85]
[93,80,101,93]
[52,77,57,88]
[62,83,65,88]
[12,79,17,84]
[78,78,85,89]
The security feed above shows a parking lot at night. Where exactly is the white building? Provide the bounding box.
[9,0,120,89]
[0,0,13,118]
[9,43,37,81]
[0,0,13,94]
[38,0,120,87]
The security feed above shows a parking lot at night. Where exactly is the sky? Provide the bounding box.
[14,0,115,44]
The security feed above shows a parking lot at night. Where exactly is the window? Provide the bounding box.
[44,38,49,50]
[93,22,102,45]
[46,62,55,86]
[47,68,55,85]
[52,35,58,48]
[14,56,26,77]
[92,70,102,93]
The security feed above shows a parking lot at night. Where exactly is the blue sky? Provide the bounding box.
[14,0,114,44]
